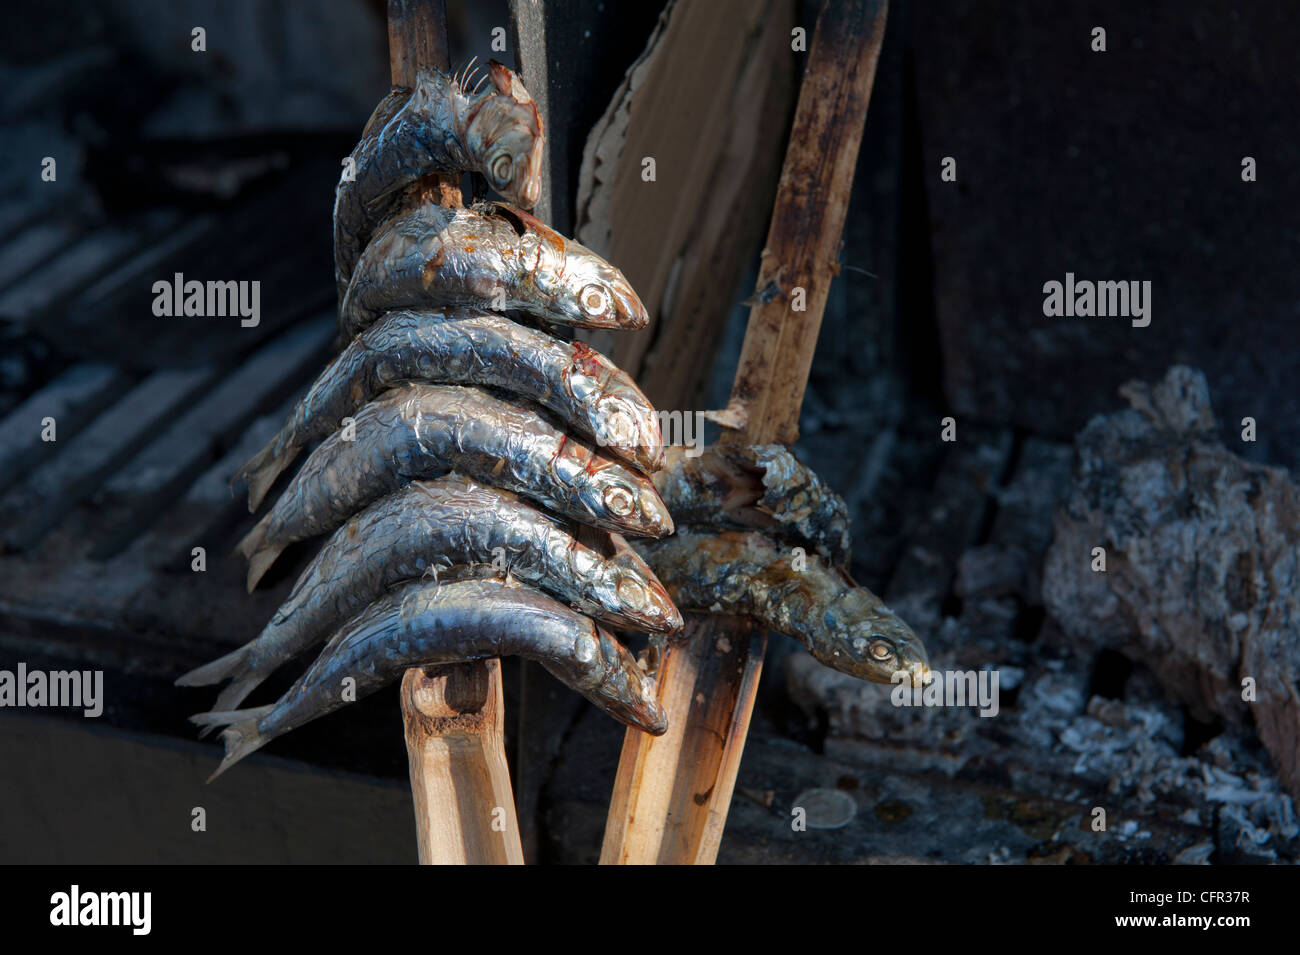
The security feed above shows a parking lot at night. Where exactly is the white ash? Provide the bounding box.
[784,643,1299,860]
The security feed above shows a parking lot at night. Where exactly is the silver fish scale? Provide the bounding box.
[341,204,512,336]
[333,73,462,299]
[340,199,646,340]
[333,65,543,304]
[257,579,665,747]
[262,383,666,549]
[334,72,473,294]
[204,476,674,711]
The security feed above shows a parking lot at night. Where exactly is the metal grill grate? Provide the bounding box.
[0,199,337,680]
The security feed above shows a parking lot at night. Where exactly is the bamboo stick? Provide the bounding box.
[387,0,523,866]
[387,0,449,89]
[401,661,523,864]
[721,0,890,446]
[599,616,763,865]
[600,0,890,865]
[388,0,462,206]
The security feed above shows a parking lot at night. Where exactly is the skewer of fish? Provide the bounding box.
[181,475,681,713]
[193,578,668,781]
[186,42,678,786]
[237,307,663,510]
[338,199,648,342]
[333,58,544,303]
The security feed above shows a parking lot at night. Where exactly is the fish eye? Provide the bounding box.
[579,283,611,315]
[615,575,647,610]
[490,153,512,184]
[608,410,634,443]
[602,485,635,517]
[868,639,895,662]
[600,401,635,444]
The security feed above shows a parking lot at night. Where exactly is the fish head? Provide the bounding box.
[574,458,675,539]
[563,343,666,471]
[596,534,685,635]
[460,61,544,209]
[592,390,666,471]
[812,588,931,686]
[489,204,646,329]
[552,239,648,329]
[588,624,668,734]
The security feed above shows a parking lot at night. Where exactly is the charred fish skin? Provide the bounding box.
[236,384,673,589]
[359,86,411,144]
[638,529,928,686]
[181,475,681,712]
[192,579,667,780]
[746,444,851,565]
[654,444,852,566]
[236,308,664,509]
[339,200,648,340]
[333,60,544,301]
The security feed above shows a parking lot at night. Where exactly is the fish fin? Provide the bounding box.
[245,542,286,593]
[175,647,246,688]
[209,672,266,720]
[460,55,482,95]
[178,654,268,738]
[190,705,275,782]
[488,60,531,104]
[235,515,285,592]
[234,434,296,513]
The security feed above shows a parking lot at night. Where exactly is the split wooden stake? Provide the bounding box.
[401,661,523,864]
[388,0,523,865]
[600,0,889,865]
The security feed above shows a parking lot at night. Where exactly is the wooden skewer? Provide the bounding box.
[599,615,762,864]
[387,0,523,865]
[387,0,449,93]
[600,0,890,865]
[401,660,523,864]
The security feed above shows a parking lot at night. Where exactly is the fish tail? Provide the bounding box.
[235,515,285,592]
[190,704,276,782]
[176,649,266,738]
[234,433,297,512]
[175,646,246,688]
[209,671,267,720]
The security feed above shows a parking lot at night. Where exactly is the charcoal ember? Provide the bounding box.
[1174,842,1215,865]
[1043,366,1300,798]
[784,627,1299,861]
[1059,696,1191,807]
[1217,806,1280,864]
[783,645,995,756]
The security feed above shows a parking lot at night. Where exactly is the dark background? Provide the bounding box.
[0,0,1296,863]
